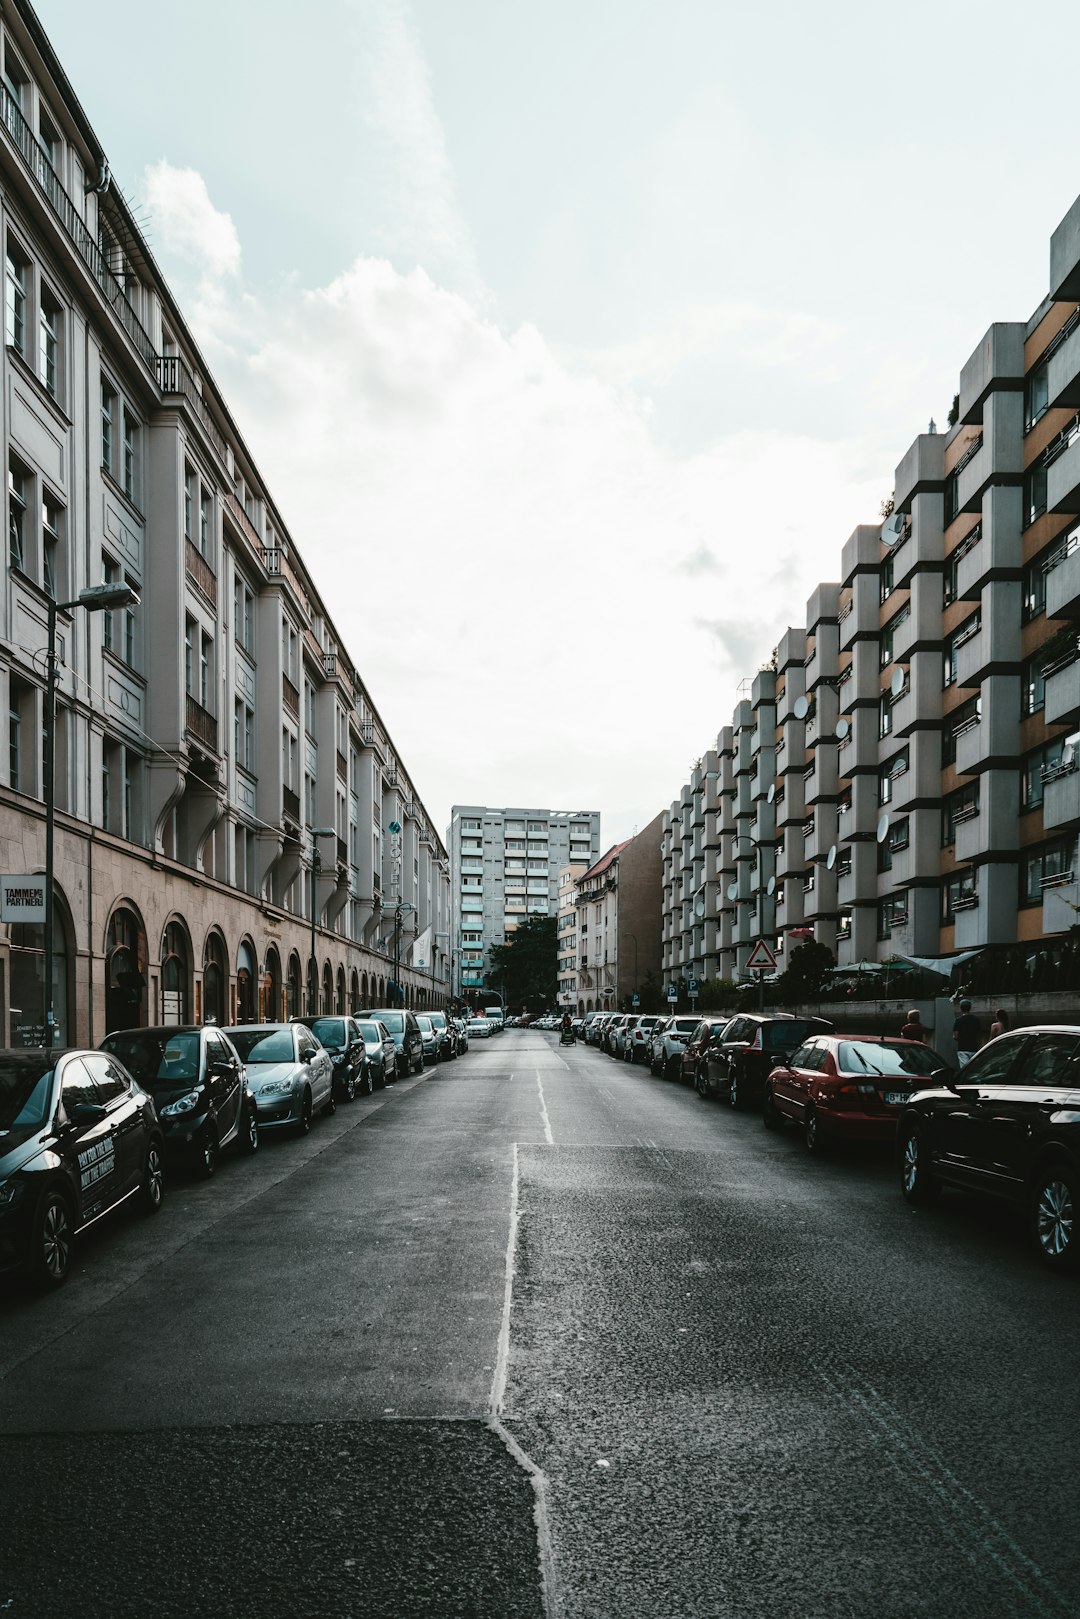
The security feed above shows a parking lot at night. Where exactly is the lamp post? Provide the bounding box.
[390,900,417,1007]
[44,582,140,1046]
[725,832,773,1013]
[308,826,336,1015]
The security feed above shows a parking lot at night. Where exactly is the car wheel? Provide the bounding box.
[1031,1163,1079,1271]
[196,1130,218,1179]
[362,1062,374,1096]
[728,1068,741,1110]
[297,1088,313,1136]
[664,1053,678,1081]
[342,1071,357,1103]
[804,1106,826,1156]
[412,1054,423,1076]
[323,1087,337,1117]
[237,1106,259,1155]
[28,1187,74,1289]
[141,1141,166,1212]
[762,1085,782,1131]
[695,1064,709,1099]
[899,1123,939,1206]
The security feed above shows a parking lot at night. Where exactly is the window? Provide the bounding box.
[234,698,254,771]
[38,285,60,398]
[1022,837,1076,904]
[1024,463,1047,529]
[942,870,978,920]
[184,467,194,540]
[101,379,116,474]
[879,693,893,739]
[234,575,254,653]
[184,617,195,695]
[42,494,60,599]
[942,783,979,846]
[877,898,907,939]
[1026,363,1049,432]
[1022,655,1046,717]
[944,611,981,686]
[8,676,33,792]
[104,559,135,665]
[200,632,211,709]
[1022,738,1067,810]
[4,240,27,357]
[879,558,894,603]
[942,695,981,764]
[8,459,26,570]
[199,490,211,558]
[122,409,138,502]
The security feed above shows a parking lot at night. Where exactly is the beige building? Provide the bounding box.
[0,0,449,1045]
[556,862,588,1009]
[575,814,663,1012]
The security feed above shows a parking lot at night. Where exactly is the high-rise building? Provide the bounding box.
[448,807,600,998]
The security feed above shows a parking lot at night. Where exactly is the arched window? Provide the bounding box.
[203,932,227,1025]
[287,952,302,1020]
[236,939,257,1024]
[264,945,282,1023]
[322,961,333,1016]
[350,968,360,1014]
[360,970,369,1006]
[105,905,147,1034]
[161,918,191,1025]
[9,882,74,1047]
[336,966,346,1015]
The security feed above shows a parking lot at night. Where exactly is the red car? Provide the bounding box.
[763,1033,947,1155]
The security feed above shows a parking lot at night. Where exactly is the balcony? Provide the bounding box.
[894,434,945,514]
[184,538,217,605]
[1044,641,1080,725]
[282,676,299,720]
[1047,309,1080,411]
[1043,761,1080,831]
[1045,541,1080,620]
[185,695,217,753]
[952,431,987,514]
[282,785,301,825]
[1046,412,1080,515]
[958,323,1025,425]
[159,355,229,465]
[1043,874,1080,935]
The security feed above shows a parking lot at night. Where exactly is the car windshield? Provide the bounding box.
[762,1020,822,1050]
[838,1040,945,1077]
[417,1017,433,1031]
[309,1019,347,1047]
[103,1031,200,1086]
[0,1055,56,1130]
[356,1022,382,1042]
[227,1028,295,1063]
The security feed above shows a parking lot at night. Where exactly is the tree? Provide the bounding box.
[776,941,835,1005]
[486,913,558,1010]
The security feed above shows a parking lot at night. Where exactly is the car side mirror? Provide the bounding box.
[71,1101,107,1124]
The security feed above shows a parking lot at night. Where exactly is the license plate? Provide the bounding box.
[883,1091,908,1106]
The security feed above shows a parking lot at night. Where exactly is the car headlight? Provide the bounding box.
[159,1088,203,1118]
[259,1077,297,1096]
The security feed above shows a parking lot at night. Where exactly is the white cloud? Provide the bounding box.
[142,168,886,843]
[142,161,241,280]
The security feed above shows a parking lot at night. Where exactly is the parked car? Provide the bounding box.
[292,1015,370,1100]
[587,1014,614,1048]
[649,1015,700,1079]
[606,1015,632,1057]
[452,1017,470,1053]
[0,1047,165,1289]
[897,1025,1080,1271]
[624,1014,663,1065]
[467,1018,494,1039]
[224,1023,335,1135]
[678,1016,733,1085]
[101,1024,258,1177]
[416,1014,440,1065]
[358,1009,424,1076]
[700,1013,834,1107]
[355,1018,397,1087]
[427,1011,457,1060]
[763,1034,948,1154]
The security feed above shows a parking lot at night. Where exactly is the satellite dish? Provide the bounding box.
[694,893,706,918]
[826,844,837,870]
[767,876,776,896]
[793,694,810,720]
[835,717,850,740]
[726,882,739,902]
[881,511,905,546]
[890,666,905,698]
[876,812,890,844]
[767,782,776,803]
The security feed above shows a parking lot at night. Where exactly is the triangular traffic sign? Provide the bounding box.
[746,938,777,971]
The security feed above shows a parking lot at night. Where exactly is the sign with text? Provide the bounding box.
[1,876,46,923]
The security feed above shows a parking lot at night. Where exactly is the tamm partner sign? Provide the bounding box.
[1,876,46,923]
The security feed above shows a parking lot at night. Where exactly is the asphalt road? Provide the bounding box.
[2,1028,1078,1618]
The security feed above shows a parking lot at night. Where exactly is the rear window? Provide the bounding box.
[838,1040,945,1077]
[372,1012,404,1033]
[761,1020,822,1051]
[309,1018,347,1047]
[103,1031,200,1085]
[356,1022,381,1041]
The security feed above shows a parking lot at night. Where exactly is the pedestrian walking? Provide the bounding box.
[900,1008,927,1042]
[988,1007,1009,1041]
[952,998,979,1067]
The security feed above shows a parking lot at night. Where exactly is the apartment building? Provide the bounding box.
[448,806,600,996]
[662,189,1080,991]
[556,863,588,1008]
[575,814,663,1012]
[0,0,449,1045]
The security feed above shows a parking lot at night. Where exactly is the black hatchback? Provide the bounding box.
[897,1025,1080,1272]
[0,1047,165,1289]
[292,1015,370,1100]
[101,1025,259,1178]
[699,1013,834,1108]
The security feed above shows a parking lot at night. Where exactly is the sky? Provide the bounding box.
[38,0,1080,846]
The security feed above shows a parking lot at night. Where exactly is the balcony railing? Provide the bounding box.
[282,676,300,719]
[282,786,301,824]
[952,432,984,477]
[185,694,217,752]
[159,356,229,463]
[0,86,156,372]
[184,538,217,604]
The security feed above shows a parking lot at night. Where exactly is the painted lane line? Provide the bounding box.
[489,1142,562,1619]
[536,1069,554,1146]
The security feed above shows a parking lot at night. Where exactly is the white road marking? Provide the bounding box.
[536,1069,554,1145]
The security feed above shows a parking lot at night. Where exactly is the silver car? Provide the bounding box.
[356,1018,397,1088]
[224,1023,335,1135]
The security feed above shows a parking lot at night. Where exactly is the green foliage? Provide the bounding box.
[775,941,835,1004]
[487,913,558,1011]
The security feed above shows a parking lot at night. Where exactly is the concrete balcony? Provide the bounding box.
[777,828,805,881]
[892,491,941,589]
[958,323,1025,425]
[773,774,805,827]
[805,807,838,866]
[839,571,881,653]
[955,609,1020,688]
[894,434,945,514]
[1050,193,1080,302]
[1047,417,1080,515]
[804,748,838,804]
[1046,545,1080,620]
[837,841,876,908]
[953,679,1020,773]
[954,782,1019,862]
[1043,764,1080,832]
[1047,312,1080,411]
[1043,875,1080,935]
[954,864,1020,947]
[841,640,884,705]
[891,650,943,735]
[777,883,805,928]
[1045,654,1080,726]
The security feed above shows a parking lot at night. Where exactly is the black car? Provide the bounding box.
[101,1025,259,1177]
[358,1009,424,1077]
[427,1012,457,1061]
[0,1047,165,1289]
[292,1015,371,1100]
[897,1025,1080,1272]
[699,1013,834,1107]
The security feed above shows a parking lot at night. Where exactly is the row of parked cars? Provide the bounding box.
[571,1008,1080,1274]
[0,1006,477,1292]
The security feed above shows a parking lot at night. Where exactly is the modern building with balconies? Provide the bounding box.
[0,0,450,1042]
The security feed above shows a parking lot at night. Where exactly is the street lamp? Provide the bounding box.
[722,832,774,1013]
[308,826,337,1014]
[390,900,417,1008]
[44,582,140,1046]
